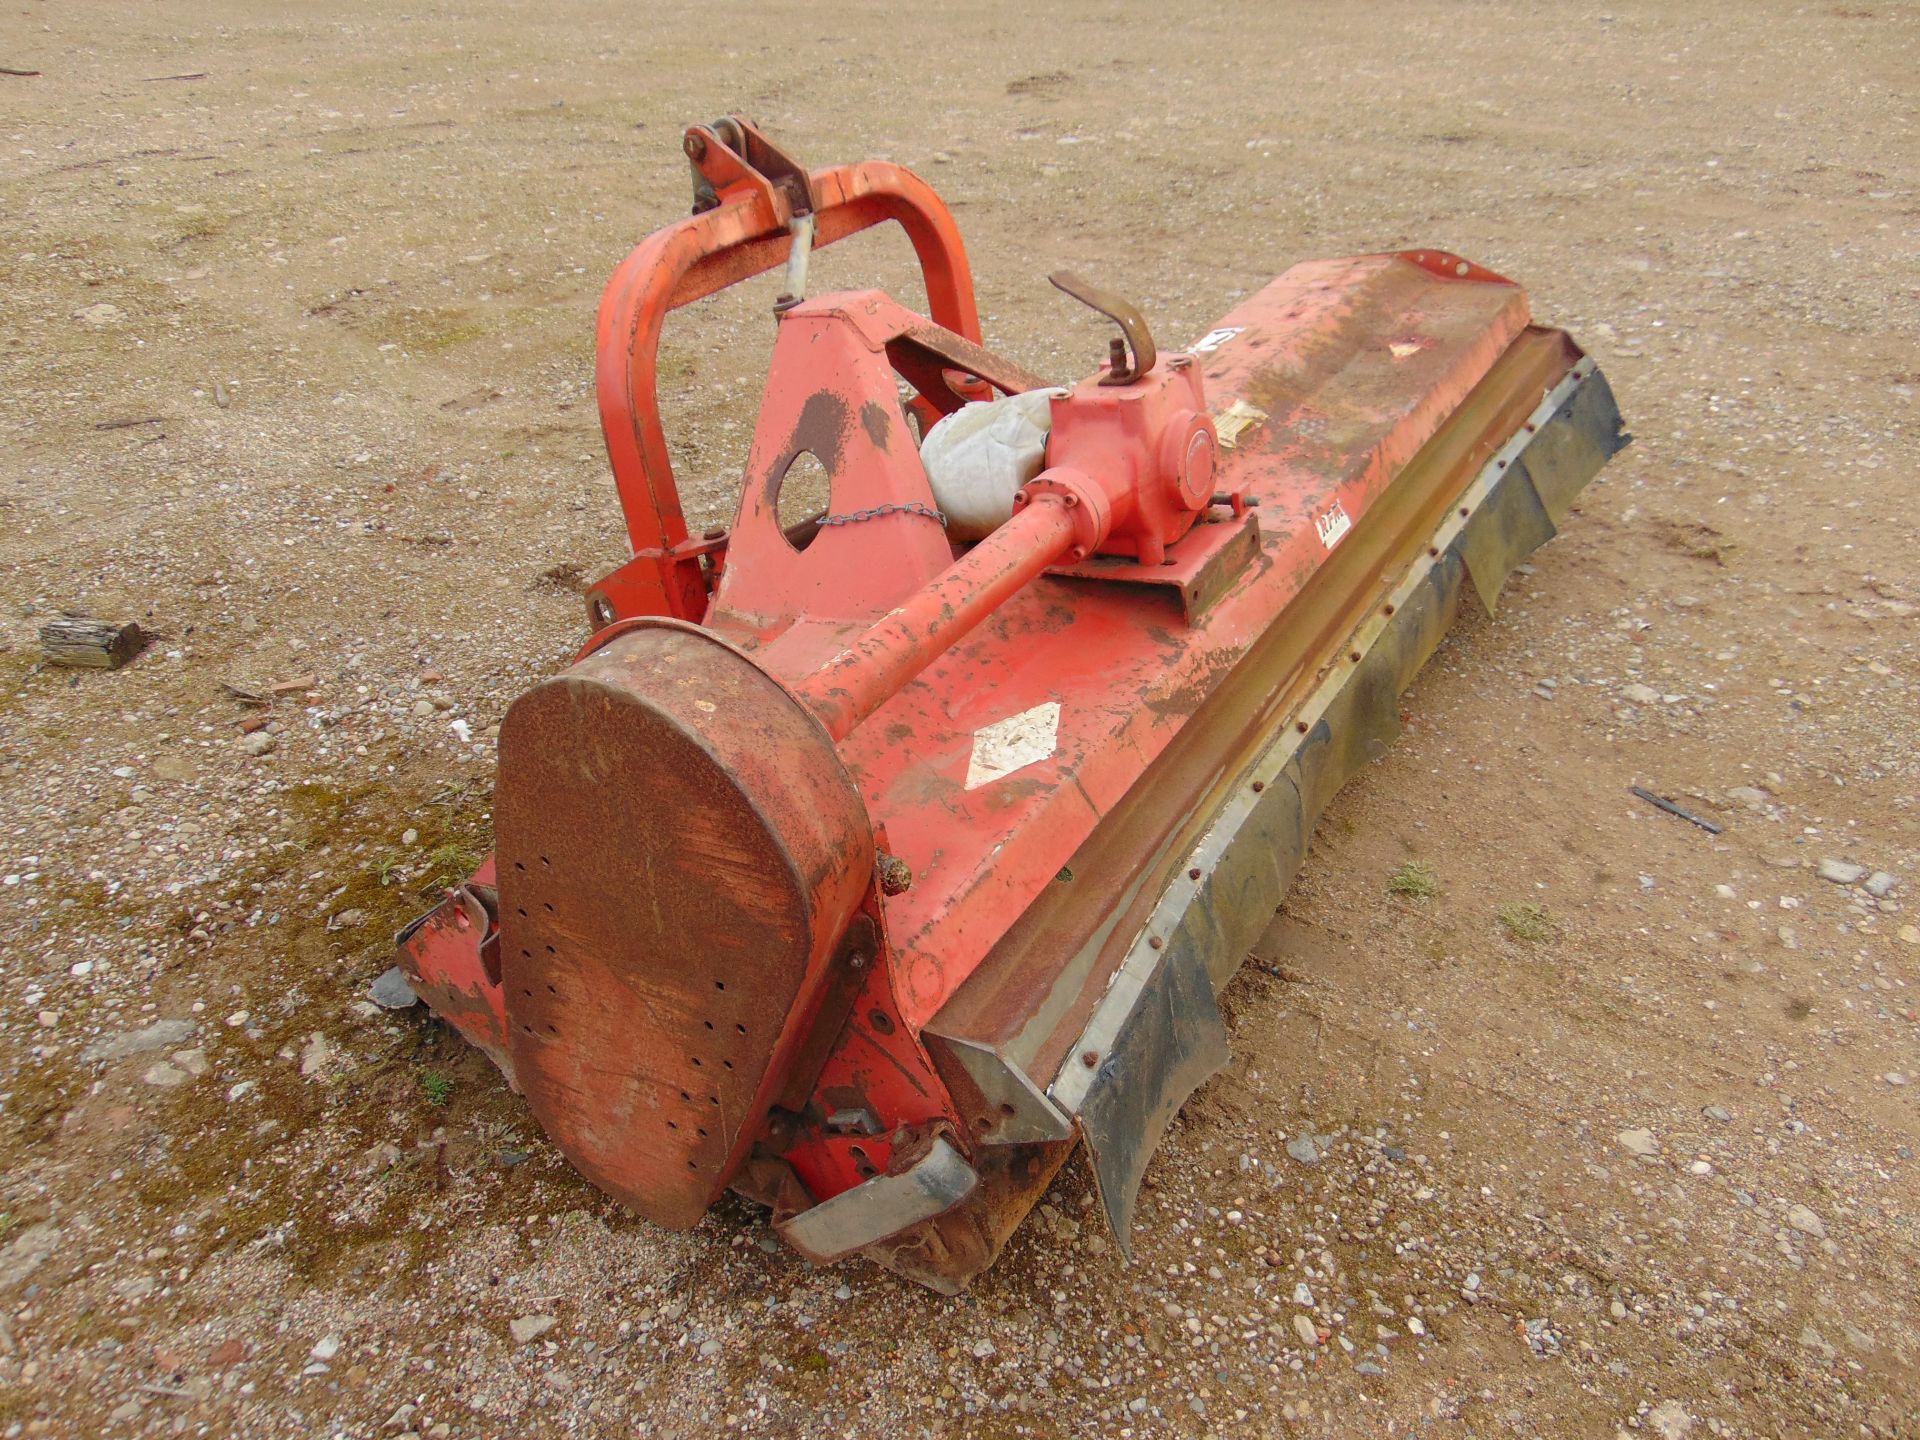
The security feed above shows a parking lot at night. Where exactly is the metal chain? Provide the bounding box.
[814,501,948,529]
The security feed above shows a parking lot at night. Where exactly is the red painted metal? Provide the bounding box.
[397,120,1601,1288]
[589,117,985,629]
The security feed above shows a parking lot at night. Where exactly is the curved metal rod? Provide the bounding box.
[594,162,982,621]
[1049,270,1157,385]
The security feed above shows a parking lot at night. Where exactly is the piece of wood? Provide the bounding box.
[39,617,145,670]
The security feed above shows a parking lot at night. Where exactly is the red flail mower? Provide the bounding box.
[397,118,1626,1293]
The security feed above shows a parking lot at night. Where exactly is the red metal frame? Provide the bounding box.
[395,120,1605,1286]
[590,118,985,627]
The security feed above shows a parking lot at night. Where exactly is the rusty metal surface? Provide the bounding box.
[493,622,874,1230]
[1052,354,1629,1248]
[1043,507,1261,622]
[924,327,1586,1092]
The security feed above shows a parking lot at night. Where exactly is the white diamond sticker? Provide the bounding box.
[965,701,1061,790]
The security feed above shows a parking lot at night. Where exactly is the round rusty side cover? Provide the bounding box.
[495,624,873,1230]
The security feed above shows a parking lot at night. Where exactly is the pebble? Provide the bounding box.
[1616,1128,1658,1157]
[242,731,277,757]
[172,1048,209,1077]
[1647,1399,1695,1439]
[1293,1282,1314,1306]
[971,1337,996,1359]
[310,1334,342,1362]
[1817,858,1866,885]
[1407,1317,1427,1337]
[1285,1136,1321,1164]
[142,1062,189,1088]
[1291,1314,1320,1347]
[510,1314,557,1345]
[299,1033,337,1076]
[1703,1105,1731,1123]
[369,967,419,1009]
[1865,871,1896,898]
[698,1338,722,1358]
[1620,683,1660,705]
[1885,1073,1907,1087]
[1785,1204,1827,1239]
[82,1018,195,1063]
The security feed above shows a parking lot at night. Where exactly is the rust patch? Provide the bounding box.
[787,390,852,477]
[860,399,894,453]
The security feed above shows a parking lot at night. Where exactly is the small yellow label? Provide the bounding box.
[1213,398,1268,451]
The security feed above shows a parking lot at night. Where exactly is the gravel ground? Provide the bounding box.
[1,1,1916,1435]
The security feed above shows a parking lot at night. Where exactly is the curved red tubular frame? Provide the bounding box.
[594,162,982,621]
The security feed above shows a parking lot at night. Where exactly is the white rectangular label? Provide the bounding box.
[965,701,1061,790]
[1315,500,1352,550]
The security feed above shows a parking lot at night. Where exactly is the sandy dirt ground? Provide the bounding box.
[1,1,1917,1436]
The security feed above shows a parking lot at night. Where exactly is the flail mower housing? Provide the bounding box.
[397,117,1627,1292]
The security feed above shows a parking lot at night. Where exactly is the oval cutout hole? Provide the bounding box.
[774,450,831,551]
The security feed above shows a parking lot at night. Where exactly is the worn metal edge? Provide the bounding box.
[1047,358,1624,1246]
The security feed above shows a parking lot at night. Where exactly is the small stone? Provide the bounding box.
[242,731,277,757]
[1727,785,1771,810]
[698,1338,721,1358]
[410,699,437,718]
[1865,871,1896,898]
[1620,683,1660,705]
[1703,1105,1731,1123]
[1817,858,1867,885]
[1292,1313,1320,1347]
[1609,1299,1628,1320]
[142,1062,189,1088]
[401,828,419,847]
[171,1048,209,1077]
[1647,1399,1694,1439]
[1785,1203,1827,1239]
[1616,1128,1658,1157]
[1286,1136,1321,1164]
[1407,1317,1427,1337]
[832,1285,852,1301]
[510,1314,556,1345]
[108,1400,141,1423]
[331,908,367,929]
[1293,1282,1314,1307]
[1689,1160,1713,1176]
[75,302,127,328]
[310,1334,342,1362]
[369,967,418,1009]
[971,1337,996,1359]
[1901,925,1920,946]
[1885,1072,1908,1087]
[299,1033,336,1077]
[227,1080,257,1102]
[1354,1360,1384,1375]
